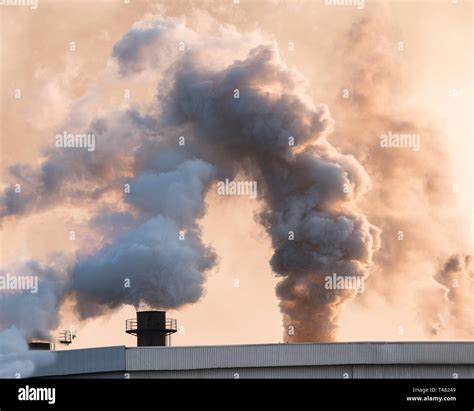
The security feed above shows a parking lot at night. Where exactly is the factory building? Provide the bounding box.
[31,311,474,379]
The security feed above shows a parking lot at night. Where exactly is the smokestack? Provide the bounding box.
[0,18,379,346]
[126,311,177,347]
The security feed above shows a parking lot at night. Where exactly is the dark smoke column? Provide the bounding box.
[258,149,380,342]
[0,18,382,350]
[154,36,381,342]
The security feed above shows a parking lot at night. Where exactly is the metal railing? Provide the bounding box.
[59,330,73,345]
[166,318,177,332]
[126,318,177,334]
[125,318,137,332]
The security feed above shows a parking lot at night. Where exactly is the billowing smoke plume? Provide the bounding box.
[325,9,472,338]
[163,41,381,340]
[0,260,68,336]
[1,6,470,374]
[0,15,380,353]
[0,327,55,378]
[432,254,473,337]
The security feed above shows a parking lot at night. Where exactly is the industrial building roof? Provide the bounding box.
[32,342,474,378]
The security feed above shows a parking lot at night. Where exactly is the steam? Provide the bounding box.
[0,16,381,346]
[433,254,473,337]
[0,327,55,378]
[0,7,470,374]
[326,10,472,338]
[143,35,381,341]
[0,260,68,337]
[0,261,65,377]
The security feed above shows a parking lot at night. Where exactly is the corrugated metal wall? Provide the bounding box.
[131,365,474,379]
[353,365,474,379]
[128,366,351,379]
[125,342,474,371]
[32,343,474,378]
[129,365,474,379]
[50,365,474,379]
[33,346,126,377]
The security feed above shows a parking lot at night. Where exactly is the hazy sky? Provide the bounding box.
[0,0,472,349]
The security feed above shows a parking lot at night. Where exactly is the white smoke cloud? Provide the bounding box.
[324,10,473,339]
[433,254,474,337]
[0,16,382,346]
[0,260,69,338]
[0,327,55,378]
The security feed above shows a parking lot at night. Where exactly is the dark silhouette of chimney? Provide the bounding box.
[126,311,177,347]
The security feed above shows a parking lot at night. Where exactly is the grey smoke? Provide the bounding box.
[0,261,66,377]
[0,16,382,358]
[0,327,55,378]
[323,10,472,338]
[0,112,141,219]
[72,215,216,319]
[433,254,473,337]
[146,37,380,341]
[126,159,214,225]
[0,260,68,338]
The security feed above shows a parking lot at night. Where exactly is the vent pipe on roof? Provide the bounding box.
[28,341,52,351]
[126,311,177,347]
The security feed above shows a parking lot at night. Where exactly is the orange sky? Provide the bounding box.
[0,0,472,349]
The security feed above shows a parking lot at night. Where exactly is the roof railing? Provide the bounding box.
[126,318,177,335]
